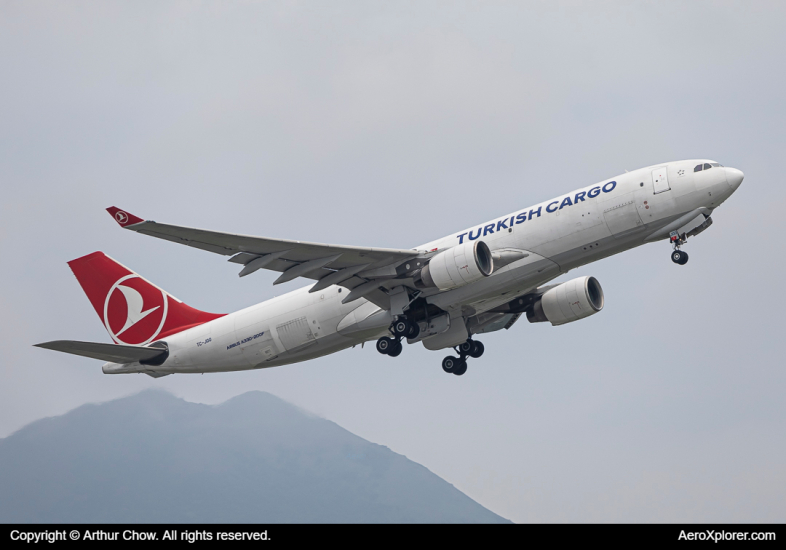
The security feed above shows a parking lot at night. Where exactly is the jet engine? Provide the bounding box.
[417,240,494,291]
[526,276,604,326]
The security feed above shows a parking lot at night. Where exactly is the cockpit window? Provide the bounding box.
[696,162,723,172]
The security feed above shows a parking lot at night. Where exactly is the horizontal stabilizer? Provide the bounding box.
[34,340,167,364]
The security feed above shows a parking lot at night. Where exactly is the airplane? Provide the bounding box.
[35,159,744,377]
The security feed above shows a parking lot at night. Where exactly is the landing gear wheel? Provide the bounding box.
[453,359,468,376]
[678,251,689,265]
[458,339,484,358]
[376,337,395,355]
[392,319,411,338]
[458,340,475,355]
[406,322,420,339]
[388,341,402,357]
[442,356,460,373]
[671,250,688,265]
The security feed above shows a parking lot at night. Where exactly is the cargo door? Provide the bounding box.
[276,316,317,351]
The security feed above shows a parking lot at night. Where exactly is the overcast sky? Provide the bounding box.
[2,1,785,522]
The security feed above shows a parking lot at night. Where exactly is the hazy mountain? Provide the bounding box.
[0,390,508,523]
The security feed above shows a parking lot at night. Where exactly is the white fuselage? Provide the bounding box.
[103,159,740,375]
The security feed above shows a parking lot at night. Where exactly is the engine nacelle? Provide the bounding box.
[527,276,604,326]
[419,240,494,291]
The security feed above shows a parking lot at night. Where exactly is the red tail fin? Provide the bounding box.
[68,252,224,345]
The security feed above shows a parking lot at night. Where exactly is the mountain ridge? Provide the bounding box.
[0,390,509,523]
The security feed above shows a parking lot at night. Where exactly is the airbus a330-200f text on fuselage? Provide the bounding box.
[36,160,744,377]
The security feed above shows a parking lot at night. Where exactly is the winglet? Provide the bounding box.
[106,207,144,228]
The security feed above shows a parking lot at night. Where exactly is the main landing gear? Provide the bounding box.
[441,339,484,377]
[669,231,689,265]
[392,317,420,339]
[375,317,485,377]
[375,336,402,357]
[376,317,420,358]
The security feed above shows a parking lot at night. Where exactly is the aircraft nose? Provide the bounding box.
[725,167,744,190]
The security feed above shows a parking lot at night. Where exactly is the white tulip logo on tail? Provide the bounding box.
[103,274,168,345]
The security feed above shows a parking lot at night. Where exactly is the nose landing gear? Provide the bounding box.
[671,249,689,265]
[669,231,689,265]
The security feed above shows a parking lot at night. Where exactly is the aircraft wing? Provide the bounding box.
[106,207,423,307]
[34,340,168,364]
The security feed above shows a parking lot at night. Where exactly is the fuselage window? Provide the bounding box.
[694,164,703,172]
[703,163,712,170]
